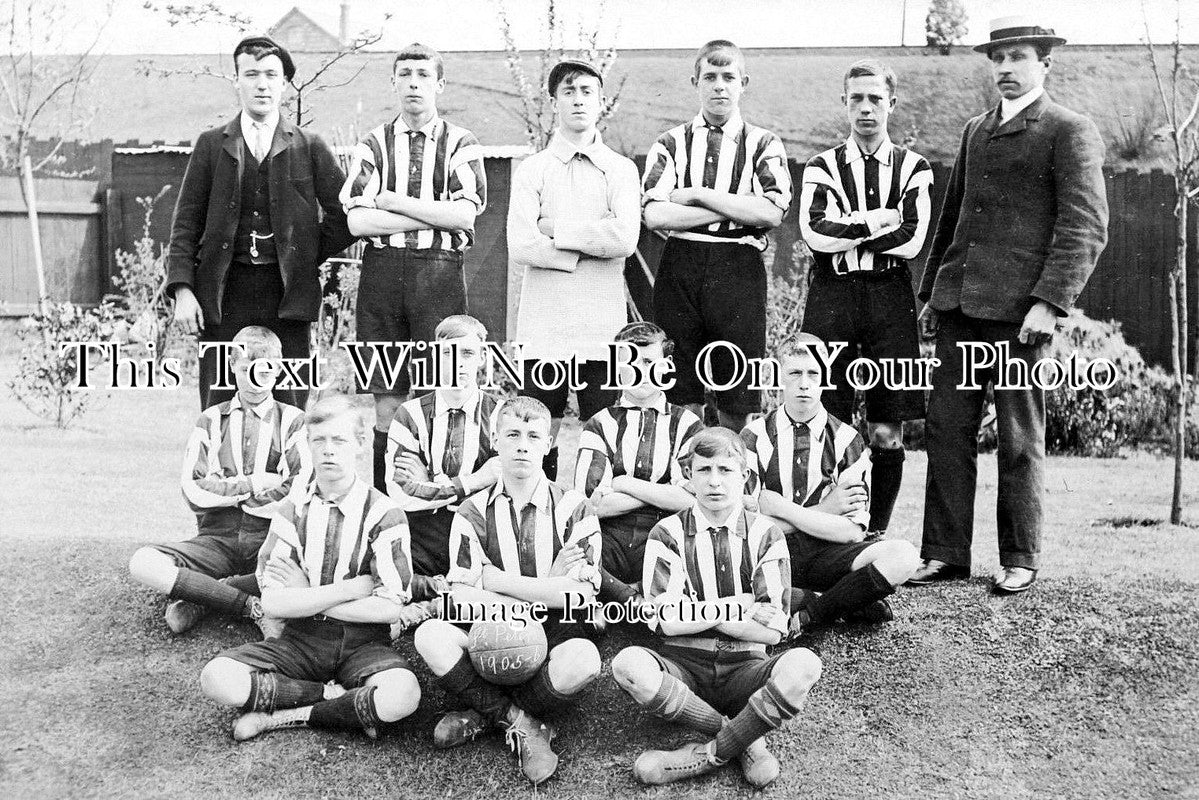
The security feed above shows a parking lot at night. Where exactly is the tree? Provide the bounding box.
[0,0,112,316]
[495,0,625,152]
[138,3,389,128]
[1141,0,1199,524]
[925,0,968,56]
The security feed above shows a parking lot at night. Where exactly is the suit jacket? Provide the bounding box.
[166,115,354,325]
[918,92,1108,323]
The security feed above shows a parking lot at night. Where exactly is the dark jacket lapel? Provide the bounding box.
[991,92,1049,139]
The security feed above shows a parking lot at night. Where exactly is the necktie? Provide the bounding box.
[863,152,880,210]
[632,408,658,479]
[442,408,466,477]
[407,130,425,196]
[792,422,811,506]
[511,499,539,578]
[710,526,736,598]
[702,125,722,187]
[252,121,269,162]
[243,406,262,475]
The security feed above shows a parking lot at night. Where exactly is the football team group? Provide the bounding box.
[127,13,1108,789]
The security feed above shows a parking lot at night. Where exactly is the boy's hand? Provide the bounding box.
[669,187,700,206]
[250,473,285,494]
[265,556,309,589]
[918,305,941,340]
[537,217,555,237]
[742,494,760,512]
[548,544,586,578]
[374,190,404,213]
[818,481,867,517]
[392,602,433,635]
[393,453,430,482]
[344,574,378,600]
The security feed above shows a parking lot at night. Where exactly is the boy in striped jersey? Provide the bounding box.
[642,40,791,432]
[574,321,703,606]
[611,428,821,789]
[339,43,487,492]
[128,326,308,638]
[798,60,934,536]
[414,397,603,786]
[742,335,921,632]
[198,395,421,742]
[385,314,503,623]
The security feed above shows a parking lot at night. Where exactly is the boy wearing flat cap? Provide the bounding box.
[168,36,354,410]
[507,58,641,477]
[912,15,1108,594]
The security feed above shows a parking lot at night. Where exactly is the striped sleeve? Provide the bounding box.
[242,407,311,517]
[446,129,487,212]
[863,154,934,259]
[641,130,679,206]
[747,518,791,637]
[574,416,614,499]
[642,518,688,632]
[258,501,303,589]
[740,424,764,497]
[830,428,871,529]
[385,408,460,512]
[369,506,415,607]
[180,411,252,511]
[799,153,870,253]
[562,493,602,591]
[339,136,381,212]
[446,498,489,586]
[669,412,705,486]
[749,130,792,211]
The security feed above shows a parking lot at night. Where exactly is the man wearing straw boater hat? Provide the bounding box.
[910,15,1108,594]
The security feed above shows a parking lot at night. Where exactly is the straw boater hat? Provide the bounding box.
[973,15,1067,54]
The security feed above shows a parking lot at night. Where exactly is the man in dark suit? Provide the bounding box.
[910,16,1108,594]
[167,36,353,409]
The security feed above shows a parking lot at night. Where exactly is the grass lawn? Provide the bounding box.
[2,348,1198,799]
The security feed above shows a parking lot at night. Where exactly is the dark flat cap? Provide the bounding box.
[547,59,603,95]
[234,35,296,81]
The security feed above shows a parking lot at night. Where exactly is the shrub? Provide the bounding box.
[8,301,118,428]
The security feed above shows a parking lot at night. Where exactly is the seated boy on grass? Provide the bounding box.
[128,325,308,639]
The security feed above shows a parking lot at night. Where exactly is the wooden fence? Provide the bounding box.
[3,139,1196,370]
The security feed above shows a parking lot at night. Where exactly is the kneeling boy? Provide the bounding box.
[611,428,821,789]
[574,321,702,605]
[197,395,421,741]
[128,326,308,638]
[386,314,503,621]
[742,334,921,630]
[414,397,602,786]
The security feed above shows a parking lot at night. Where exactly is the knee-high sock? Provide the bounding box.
[243,671,326,712]
[223,573,260,598]
[437,654,512,724]
[171,568,250,616]
[807,564,894,625]
[308,686,382,731]
[869,447,905,532]
[373,428,389,493]
[509,661,581,719]
[713,679,803,761]
[642,672,724,735]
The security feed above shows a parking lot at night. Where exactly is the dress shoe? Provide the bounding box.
[906,559,970,586]
[992,567,1036,594]
[843,598,894,624]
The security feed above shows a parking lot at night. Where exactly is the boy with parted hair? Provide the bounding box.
[414,397,603,786]
[507,58,641,479]
[742,334,922,631]
[340,42,488,492]
[574,321,703,605]
[386,313,504,623]
[798,58,933,536]
[197,395,422,742]
[128,325,307,639]
[642,40,792,431]
[611,428,821,789]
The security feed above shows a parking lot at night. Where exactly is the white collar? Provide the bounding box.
[692,501,743,533]
[617,392,669,415]
[780,404,828,442]
[999,85,1044,124]
[227,393,274,420]
[844,135,895,166]
[692,110,744,139]
[396,113,440,138]
[239,110,280,143]
[434,387,481,418]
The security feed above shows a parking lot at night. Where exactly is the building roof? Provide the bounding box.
[268,7,342,52]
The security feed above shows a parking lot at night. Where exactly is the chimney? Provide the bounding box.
[339,0,350,46]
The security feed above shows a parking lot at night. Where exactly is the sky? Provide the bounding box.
[18,0,1199,56]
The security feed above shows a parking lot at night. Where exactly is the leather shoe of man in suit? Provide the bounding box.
[906,559,970,586]
[992,567,1036,594]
